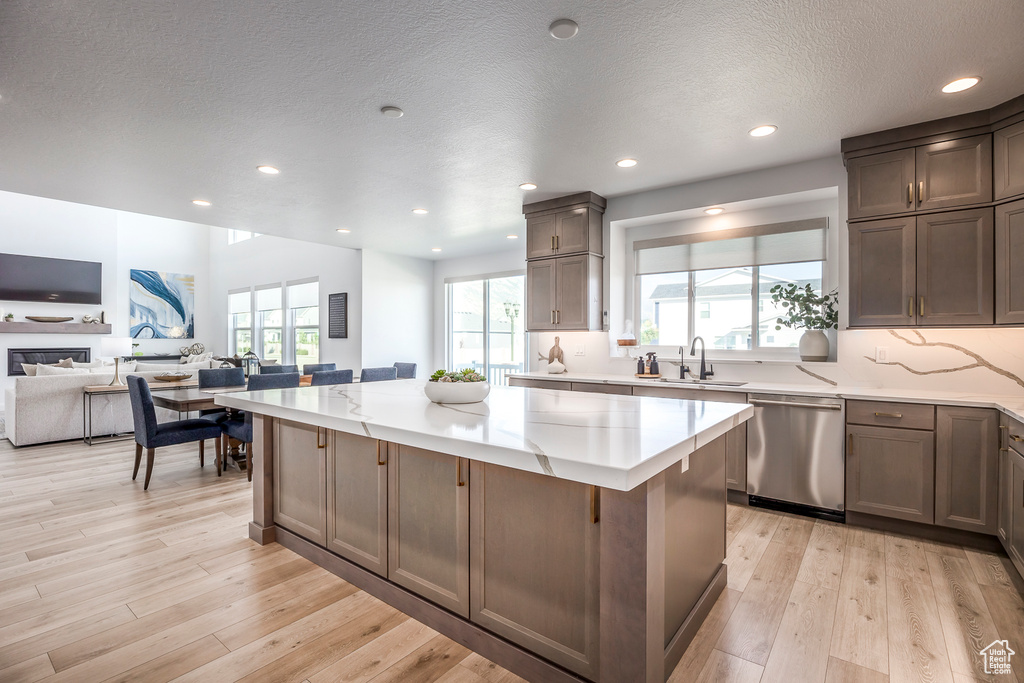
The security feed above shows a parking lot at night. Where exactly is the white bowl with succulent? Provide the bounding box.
[424,369,491,404]
[769,284,839,362]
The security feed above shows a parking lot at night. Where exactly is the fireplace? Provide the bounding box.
[7,347,91,376]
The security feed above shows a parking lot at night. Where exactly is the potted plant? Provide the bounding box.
[424,368,490,404]
[769,284,839,361]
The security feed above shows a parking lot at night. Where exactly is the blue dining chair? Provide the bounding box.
[393,362,417,379]
[197,367,245,417]
[247,372,302,390]
[220,413,254,481]
[311,369,353,386]
[303,362,337,375]
[127,376,223,490]
[360,366,398,382]
[259,364,299,374]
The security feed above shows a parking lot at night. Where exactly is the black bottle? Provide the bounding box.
[650,354,660,376]
[637,356,645,374]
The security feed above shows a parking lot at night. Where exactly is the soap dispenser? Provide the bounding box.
[649,353,660,376]
[637,355,646,375]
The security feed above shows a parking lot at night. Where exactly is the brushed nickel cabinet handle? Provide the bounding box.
[590,486,600,524]
[908,182,913,206]
[909,296,914,318]
[457,458,465,487]
[550,310,555,325]
[377,441,386,466]
[918,181,924,203]
[874,412,903,418]
[919,297,925,317]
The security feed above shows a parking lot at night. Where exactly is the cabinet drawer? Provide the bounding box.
[847,400,934,430]
[1005,414,1024,456]
[508,377,569,391]
[570,382,632,395]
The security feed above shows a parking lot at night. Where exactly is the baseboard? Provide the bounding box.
[846,511,1003,553]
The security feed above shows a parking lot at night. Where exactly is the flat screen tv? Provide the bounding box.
[0,253,103,304]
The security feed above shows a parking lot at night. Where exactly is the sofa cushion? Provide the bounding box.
[36,364,89,376]
[21,363,40,376]
[72,360,107,369]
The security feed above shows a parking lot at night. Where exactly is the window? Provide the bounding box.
[228,290,252,355]
[446,274,526,385]
[228,230,262,244]
[256,286,283,364]
[634,218,828,354]
[288,280,319,368]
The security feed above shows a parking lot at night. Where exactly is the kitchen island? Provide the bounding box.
[216,380,752,683]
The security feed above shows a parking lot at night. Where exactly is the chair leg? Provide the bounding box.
[246,444,252,483]
[143,448,156,490]
[199,439,205,467]
[216,435,223,477]
[132,443,143,480]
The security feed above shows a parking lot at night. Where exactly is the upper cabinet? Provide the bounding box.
[995,119,1024,201]
[847,135,991,219]
[524,192,605,332]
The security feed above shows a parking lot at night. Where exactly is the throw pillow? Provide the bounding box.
[35,364,89,376]
[21,363,39,376]
[57,358,75,368]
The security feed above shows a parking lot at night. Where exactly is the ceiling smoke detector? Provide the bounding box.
[549,19,579,40]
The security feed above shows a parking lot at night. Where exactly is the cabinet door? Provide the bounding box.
[847,148,916,219]
[935,407,998,534]
[848,217,917,326]
[846,425,935,523]
[526,260,557,331]
[996,199,1024,324]
[725,425,747,492]
[526,214,558,259]
[327,432,387,576]
[998,443,1011,545]
[917,208,994,325]
[388,444,470,617]
[994,120,1024,200]
[555,208,589,254]
[470,462,599,679]
[273,420,328,545]
[554,255,589,329]
[1011,450,1024,575]
[916,135,992,211]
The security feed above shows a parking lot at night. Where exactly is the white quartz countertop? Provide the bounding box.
[507,371,1024,422]
[215,379,753,491]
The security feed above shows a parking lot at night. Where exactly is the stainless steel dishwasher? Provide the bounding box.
[746,393,845,521]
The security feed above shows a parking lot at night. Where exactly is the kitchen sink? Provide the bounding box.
[658,378,747,387]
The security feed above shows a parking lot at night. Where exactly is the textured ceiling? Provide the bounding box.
[0,1,1022,259]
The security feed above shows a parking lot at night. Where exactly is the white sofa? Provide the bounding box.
[4,361,221,447]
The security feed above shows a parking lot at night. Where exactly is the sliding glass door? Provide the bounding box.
[447,274,525,385]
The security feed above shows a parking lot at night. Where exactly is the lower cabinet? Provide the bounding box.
[846,424,935,524]
[273,419,328,545]
[1000,415,1024,577]
[934,406,998,533]
[387,444,470,617]
[469,461,599,679]
[1011,450,1024,574]
[327,431,388,576]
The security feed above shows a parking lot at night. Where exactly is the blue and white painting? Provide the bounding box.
[129,269,195,339]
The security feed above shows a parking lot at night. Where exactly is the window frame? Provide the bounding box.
[445,270,527,385]
[287,277,320,369]
[228,287,254,356]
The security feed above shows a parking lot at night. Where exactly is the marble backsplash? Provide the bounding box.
[528,328,1024,396]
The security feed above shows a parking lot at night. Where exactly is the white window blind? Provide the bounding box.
[256,286,282,311]
[228,290,250,314]
[634,218,827,276]
[287,281,319,308]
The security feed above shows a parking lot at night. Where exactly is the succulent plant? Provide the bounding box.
[429,369,486,382]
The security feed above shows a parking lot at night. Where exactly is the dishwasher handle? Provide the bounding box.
[748,398,843,411]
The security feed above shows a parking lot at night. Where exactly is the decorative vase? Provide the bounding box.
[424,381,491,404]
[799,330,829,362]
[547,359,565,374]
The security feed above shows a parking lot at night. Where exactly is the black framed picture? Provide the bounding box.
[329,293,348,339]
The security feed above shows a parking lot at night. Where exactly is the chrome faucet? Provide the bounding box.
[689,336,714,380]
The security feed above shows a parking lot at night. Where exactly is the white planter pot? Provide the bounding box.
[424,381,491,404]
[799,330,829,362]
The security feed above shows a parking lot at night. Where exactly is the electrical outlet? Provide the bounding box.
[575,344,585,356]
[875,346,889,363]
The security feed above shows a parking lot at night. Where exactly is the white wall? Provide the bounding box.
[0,190,214,409]
[208,232,363,374]
[361,251,433,377]
[431,249,526,371]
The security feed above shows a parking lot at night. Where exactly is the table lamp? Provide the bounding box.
[100,336,133,386]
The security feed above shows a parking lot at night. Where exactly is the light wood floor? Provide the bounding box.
[1,437,1022,683]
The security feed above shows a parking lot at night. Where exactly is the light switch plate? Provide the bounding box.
[875,346,889,363]
[575,344,585,356]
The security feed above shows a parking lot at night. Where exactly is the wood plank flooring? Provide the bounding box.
[1,437,1023,682]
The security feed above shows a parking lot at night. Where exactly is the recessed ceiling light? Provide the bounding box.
[519,183,538,190]
[192,199,211,206]
[704,207,725,215]
[616,158,638,168]
[506,234,519,239]
[749,125,778,137]
[431,247,442,252]
[549,18,579,40]
[381,106,404,118]
[336,228,351,234]
[941,77,981,93]
[412,208,429,215]
[257,165,280,175]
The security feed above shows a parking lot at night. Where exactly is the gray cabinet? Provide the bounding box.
[934,407,999,534]
[525,254,602,331]
[327,432,388,576]
[916,208,994,325]
[996,199,1024,323]
[1010,449,1024,576]
[387,444,470,617]
[915,135,992,212]
[848,217,916,326]
[846,424,935,524]
[524,194,604,260]
[273,419,328,545]
[469,461,599,679]
[998,416,1013,545]
[1001,416,1024,578]
[995,119,1024,201]
[847,148,916,219]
